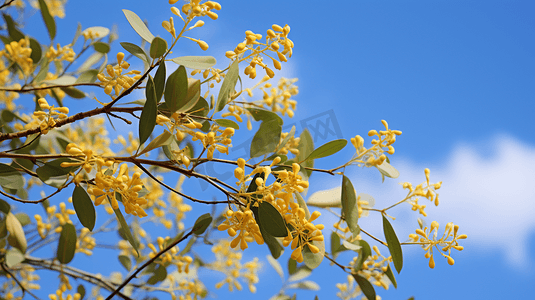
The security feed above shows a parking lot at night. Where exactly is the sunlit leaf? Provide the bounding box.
[353,240,371,271]
[353,274,376,300]
[307,186,342,208]
[138,130,173,156]
[294,192,310,219]
[56,223,76,264]
[139,76,157,145]
[303,239,324,269]
[288,265,312,282]
[150,37,167,58]
[43,75,77,85]
[305,139,347,161]
[113,204,139,257]
[296,129,314,178]
[120,42,150,65]
[82,26,110,39]
[122,9,155,43]
[92,41,110,53]
[215,59,239,112]
[75,69,99,84]
[38,0,56,40]
[170,56,217,70]
[330,231,341,258]
[6,212,26,253]
[5,248,24,267]
[383,214,403,273]
[250,119,282,158]
[72,186,96,231]
[267,255,284,280]
[341,175,359,235]
[375,161,399,179]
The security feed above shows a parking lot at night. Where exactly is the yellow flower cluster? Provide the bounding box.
[97,52,142,98]
[402,168,442,216]
[31,0,67,18]
[51,202,76,233]
[350,120,402,167]
[0,56,19,111]
[114,132,140,155]
[210,240,261,293]
[45,43,75,62]
[0,38,33,77]
[336,274,384,300]
[282,208,324,263]
[147,236,193,273]
[409,221,467,269]
[259,78,298,117]
[1,266,40,300]
[192,126,234,160]
[76,227,96,256]
[226,24,293,79]
[167,277,206,300]
[87,163,149,217]
[351,246,393,290]
[35,73,66,100]
[63,117,113,157]
[177,0,221,20]
[277,131,301,156]
[31,98,69,134]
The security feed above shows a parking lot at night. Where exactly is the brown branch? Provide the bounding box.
[0,0,16,10]
[0,82,101,93]
[105,230,194,300]
[0,177,72,204]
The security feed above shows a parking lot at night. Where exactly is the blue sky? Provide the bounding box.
[8,0,535,299]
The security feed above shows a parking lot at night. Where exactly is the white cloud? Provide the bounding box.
[308,134,535,268]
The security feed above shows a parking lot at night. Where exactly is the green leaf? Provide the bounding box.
[75,69,99,84]
[113,205,139,257]
[29,38,42,65]
[38,0,56,40]
[247,108,283,125]
[375,161,399,179]
[353,240,371,271]
[5,248,24,267]
[178,235,196,256]
[154,62,166,102]
[294,192,310,219]
[189,96,209,118]
[0,163,23,190]
[383,214,403,273]
[77,284,86,300]
[92,41,110,53]
[214,119,239,129]
[385,264,397,289]
[15,213,31,226]
[36,158,80,181]
[267,254,284,280]
[251,204,283,258]
[139,76,158,145]
[60,86,86,99]
[288,257,297,275]
[0,199,10,214]
[303,239,324,269]
[138,130,173,156]
[192,213,212,235]
[290,281,320,291]
[305,139,347,161]
[77,52,104,73]
[170,56,217,70]
[352,274,376,300]
[44,75,77,85]
[341,176,359,235]
[277,125,296,153]
[56,223,77,264]
[120,42,150,65]
[330,231,341,258]
[147,264,167,285]
[34,57,49,84]
[150,37,167,58]
[82,26,110,39]
[3,13,24,41]
[288,265,312,282]
[164,65,188,113]
[179,78,201,112]
[250,119,282,158]
[258,201,287,237]
[215,59,239,112]
[122,9,155,43]
[118,255,132,271]
[72,186,96,231]
[296,129,314,178]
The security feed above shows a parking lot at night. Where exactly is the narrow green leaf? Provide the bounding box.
[0,163,23,190]
[178,78,201,112]
[147,264,167,285]
[341,175,359,235]
[113,205,139,257]
[56,223,77,264]
[353,240,371,271]
[43,75,77,85]
[296,129,314,178]
[92,41,110,53]
[38,0,56,40]
[120,42,150,65]
[77,285,86,300]
[138,130,173,156]
[15,213,31,226]
[250,119,282,158]
[34,57,49,84]
[375,161,399,179]
[252,206,283,258]
[215,59,239,112]
[214,119,239,129]
[192,213,212,235]
[122,9,155,43]
[277,125,296,153]
[247,108,283,125]
[0,199,10,214]
[385,264,397,289]
[60,86,86,99]
[330,231,341,258]
[267,254,284,280]
[164,65,188,112]
[383,214,403,273]
[75,69,99,84]
[36,158,80,181]
[150,37,167,58]
[3,13,24,41]
[154,62,166,102]
[29,38,42,64]
[118,255,132,271]
[303,239,324,269]
[72,186,96,231]
[305,139,347,161]
[5,248,24,267]
[139,76,158,145]
[288,257,297,275]
[170,56,217,70]
[288,265,312,282]
[352,274,376,300]
[178,235,196,256]
[293,281,320,291]
[258,201,287,237]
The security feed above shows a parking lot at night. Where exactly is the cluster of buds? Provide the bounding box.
[277,131,300,156]
[76,227,96,256]
[45,43,75,62]
[192,126,234,160]
[281,207,324,263]
[350,120,402,167]
[87,163,149,217]
[226,24,294,79]
[147,236,193,272]
[33,98,69,134]
[402,168,442,216]
[409,220,467,268]
[259,77,298,117]
[0,38,33,76]
[191,67,223,89]
[175,0,221,20]
[351,246,393,289]
[97,52,142,98]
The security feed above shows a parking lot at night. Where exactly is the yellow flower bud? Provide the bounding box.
[197,40,209,51]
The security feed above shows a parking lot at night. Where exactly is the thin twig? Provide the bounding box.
[360,228,388,247]
[1,263,42,300]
